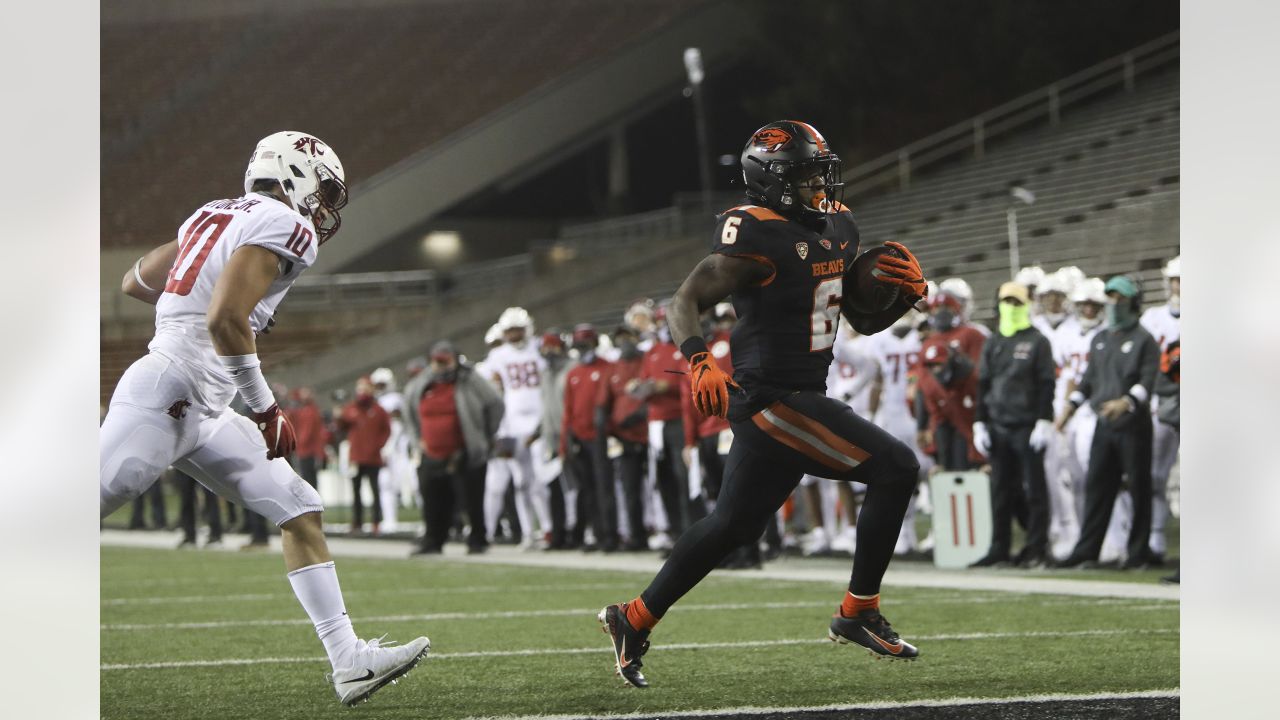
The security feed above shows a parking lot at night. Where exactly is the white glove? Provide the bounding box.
[1029,419,1053,451]
[972,421,991,456]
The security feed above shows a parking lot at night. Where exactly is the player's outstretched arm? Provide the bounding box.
[121,240,179,305]
[669,254,766,417]
[668,253,767,349]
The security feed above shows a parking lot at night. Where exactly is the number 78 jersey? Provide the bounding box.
[156,194,318,335]
[711,203,860,395]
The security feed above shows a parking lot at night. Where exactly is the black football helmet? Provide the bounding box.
[740,120,843,222]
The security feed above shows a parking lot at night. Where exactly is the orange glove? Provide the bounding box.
[875,241,928,301]
[689,352,739,419]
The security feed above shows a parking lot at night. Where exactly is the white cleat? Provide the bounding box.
[329,635,431,706]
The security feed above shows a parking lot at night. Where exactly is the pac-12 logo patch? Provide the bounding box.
[795,242,809,260]
[753,128,793,152]
[820,239,832,250]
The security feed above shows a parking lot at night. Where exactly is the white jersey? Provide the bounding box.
[486,342,548,437]
[149,194,317,411]
[1056,318,1103,415]
[1140,304,1180,350]
[867,329,922,419]
[376,391,408,453]
[829,327,877,417]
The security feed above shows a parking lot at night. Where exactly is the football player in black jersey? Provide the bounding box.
[599,121,928,688]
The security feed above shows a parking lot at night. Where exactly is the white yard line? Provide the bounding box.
[100,529,1180,600]
[100,628,1178,670]
[457,689,1181,720]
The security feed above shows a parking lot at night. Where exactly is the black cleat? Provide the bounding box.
[828,609,919,661]
[598,603,651,688]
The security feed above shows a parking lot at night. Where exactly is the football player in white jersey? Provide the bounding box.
[867,310,931,555]
[1049,278,1106,557]
[483,307,553,549]
[371,367,412,533]
[100,132,429,705]
[1140,255,1180,557]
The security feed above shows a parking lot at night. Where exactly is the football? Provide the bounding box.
[841,244,904,317]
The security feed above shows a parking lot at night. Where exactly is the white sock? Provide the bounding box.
[287,561,359,669]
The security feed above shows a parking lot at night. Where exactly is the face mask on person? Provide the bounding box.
[617,339,640,359]
[998,302,1031,337]
[930,308,956,332]
[1106,300,1139,329]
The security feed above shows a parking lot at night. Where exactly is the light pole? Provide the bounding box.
[1007,186,1036,279]
[684,47,713,220]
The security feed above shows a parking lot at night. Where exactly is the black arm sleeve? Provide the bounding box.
[1034,335,1057,421]
[915,388,931,432]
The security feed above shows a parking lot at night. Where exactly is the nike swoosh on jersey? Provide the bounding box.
[840,241,849,249]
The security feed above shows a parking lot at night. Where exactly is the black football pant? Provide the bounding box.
[617,440,648,545]
[176,470,222,543]
[295,455,319,489]
[641,392,918,617]
[1069,415,1155,562]
[351,464,383,528]
[654,420,706,537]
[699,433,763,564]
[568,434,618,549]
[934,422,977,471]
[419,458,487,550]
[987,423,1048,559]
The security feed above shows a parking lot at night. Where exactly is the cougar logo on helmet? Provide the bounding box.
[753,128,793,152]
[292,137,326,156]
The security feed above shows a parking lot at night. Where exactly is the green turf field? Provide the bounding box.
[100,546,1178,719]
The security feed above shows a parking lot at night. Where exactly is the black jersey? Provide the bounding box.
[711,203,861,417]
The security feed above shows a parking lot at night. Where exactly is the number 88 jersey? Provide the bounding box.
[711,203,860,404]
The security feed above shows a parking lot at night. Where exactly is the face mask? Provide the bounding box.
[543,352,566,370]
[1077,314,1102,330]
[580,350,596,364]
[1169,294,1180,316]
[1106,300,1138,329]
[930,309,956,331]
[618,340,640,359]
[1042,311,1067,327]
[998,303,1031,337]
[433,367,457,384]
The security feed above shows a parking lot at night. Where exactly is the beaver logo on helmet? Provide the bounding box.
[752,127,793,152]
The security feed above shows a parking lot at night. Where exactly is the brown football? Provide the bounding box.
[841,245,903,317]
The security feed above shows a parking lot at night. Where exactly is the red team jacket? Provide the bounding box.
[562,358,612,450]
[338,397,391,467]
[641,340,688,423]
[599,356,650,444]
[287,400,328,460]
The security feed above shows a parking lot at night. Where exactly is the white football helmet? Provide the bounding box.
[1163,255,1181,279]
[624,298,657,333]
[497,307,534,334]
[1070,277,1107,306]
[1054,266,1086,297]
[1015,265,1046,289]
[938,277,974,318]
[1162,255,1181,312]
[1036,270,1070,297]
[244,131,348,243]
[484,323,503,347]
[370,367,396,392]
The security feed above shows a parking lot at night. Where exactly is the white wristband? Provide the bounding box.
[1127,384,1149,404]
[133,258,158,293]
[217,353,275,413]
